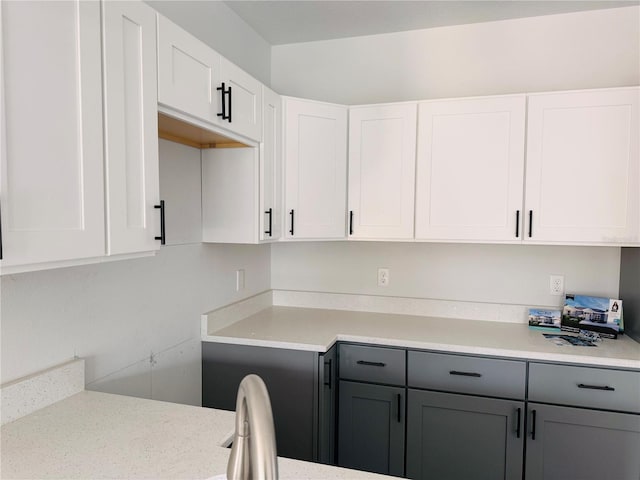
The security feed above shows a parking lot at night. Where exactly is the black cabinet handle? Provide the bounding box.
[515,210,520,238]
[265,208,273,237]
[531,409,537,440]
[528,210,533,238]
[324,359,332,387]
[516,407,521,438]
[349,210,354,236]
[289,209,294,236]
[397,393,402,423]
[449,370,482,378]
[356,360,386,367]
[217,83,232,122]
[217,82,227,120]
[578,383,615,391]
[154,200,165,245]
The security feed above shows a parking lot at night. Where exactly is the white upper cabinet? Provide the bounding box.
[103,0,160,255]
[0,0,105,268]
[220,57,263,142]
[415,95,526,242]
[284,97,348,240]
[157,15,262,142]
[261,87,282,241]
[157,15,222,126]
[348,103,417,239]
[524,87,639,245]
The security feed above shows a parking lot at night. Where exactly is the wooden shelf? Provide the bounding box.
[158,113,248,149]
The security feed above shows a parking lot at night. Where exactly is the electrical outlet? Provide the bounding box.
[549,275,564,296]
[236,269,245,291]
[378,268,390,287]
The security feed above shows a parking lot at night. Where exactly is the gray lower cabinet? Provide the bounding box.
[525,403,640,480]
[406,389,524,480]
[318,344,337,465]
[202,342,325,462]
[338,380,405,477]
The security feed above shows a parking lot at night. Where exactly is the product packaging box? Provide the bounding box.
[561,294,623,339]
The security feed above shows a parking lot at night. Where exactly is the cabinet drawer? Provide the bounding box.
[408,351,526,399]
[529,363,640,413]
[339,344,405,386]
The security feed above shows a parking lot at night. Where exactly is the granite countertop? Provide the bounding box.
[0,390,393,480]
[203,306,640,369]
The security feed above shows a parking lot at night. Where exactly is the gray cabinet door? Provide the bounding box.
[406,389,524,480]
[525,403,640,480]
[202,342,318,462]
[318,345,337,465]
[338,380,405,477]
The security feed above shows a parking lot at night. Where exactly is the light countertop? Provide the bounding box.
[203,306,640,369]
[0,390,393,480]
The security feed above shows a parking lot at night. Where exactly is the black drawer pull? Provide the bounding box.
[356,360,386,367]
[528,210,533,238]
[397,393,402,423]
[349,210,354,236]
[516,407,521,438]
[449,370,482,378]
[578,383,615,391]
[515,210,520,238]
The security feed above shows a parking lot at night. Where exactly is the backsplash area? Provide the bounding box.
[271,242,621,308]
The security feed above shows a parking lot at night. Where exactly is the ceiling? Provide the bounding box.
[224,0,639,45]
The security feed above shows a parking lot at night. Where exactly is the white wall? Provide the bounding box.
[147,0,271,85]
[271,242,621,308]
[1,243,270,403]
[271,6,640,104]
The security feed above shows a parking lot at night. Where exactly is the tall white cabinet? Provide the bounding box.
[348,103,417,239]
[415,95,526,242]
[283,97,348,240]
[261,87,282,241]
[524,87,639,245]
[103,0,160,255]
[0,1,105,267]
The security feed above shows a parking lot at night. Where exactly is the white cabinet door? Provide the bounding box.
[415,95,526,242]
[348,103,417,239]
[261,86,282,241]
[525,87,639,245]
[220,57,263,142]
[157,15,222,126]
[284,98,348,240]
[0,0,104,268]
[103,0,160,255]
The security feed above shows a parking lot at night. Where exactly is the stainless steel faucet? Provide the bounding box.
[227,374,279,480]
